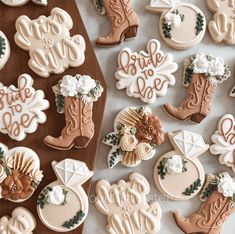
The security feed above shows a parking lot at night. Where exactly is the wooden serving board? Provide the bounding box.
[0,0,107,233]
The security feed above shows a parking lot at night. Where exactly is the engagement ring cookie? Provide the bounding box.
[210,114,235,172]
[0,207,36,233]
[103,107,165,168]
[0,143,43,202]
[15,7,86,78]
[146,0,206,50]
[37,159,93,232]
[0,74,49,141]
[116,39,178,103]
[95,173,162,234]
[0,31,10,70]
[230,86,235,97]
[1,0,47,6]
[44,74,103,150]
[207,0,235,45]
[164,53,231,123]
[173,172,235,234]
[153,130,208,200]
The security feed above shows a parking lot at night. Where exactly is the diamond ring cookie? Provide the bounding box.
[153,130,208,200]
[14,7,86,78]
[37,159,93,232]
[95,173,162,234]
[207,0,235,45]
[0,143,43,202]
[163,53,231,123]
[146,0,206,50]
[0,207,36,233]
[173,172,235,234]
[0,74,49,141]
[0,31,10,70]
[115,39,178,103]
[1,0,47,6]
[44,74,104,150]
[103,107,165,168]
[210,114,235,172]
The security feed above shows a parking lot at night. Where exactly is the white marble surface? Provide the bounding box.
[77,0,235,233]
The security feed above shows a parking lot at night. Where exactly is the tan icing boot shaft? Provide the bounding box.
[163,73,216,123]
[44,97,94,150]
[96,0,139,46]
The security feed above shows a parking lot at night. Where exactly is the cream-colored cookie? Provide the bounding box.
[146,0,206,50]
[207,0,235,45]
[153,130,208,200]
[95,173,162,234]
[1,0,47,6]
[0,207,36,234]
[15,7,86,78]
[37,159,93,232]
[115,39,178,103]
[0,31,10,70]
[230,86,235,97]
[0,74,49,141]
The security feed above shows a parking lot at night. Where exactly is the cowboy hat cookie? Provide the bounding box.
[207,0,235,45]
[44,74,103,150]
[0,74,49,141]
[14,7,86,78]
[115,39,178,103]
[0,143,43,202]
[164,53,231,123]
[146,0,206,50]
[103,107,165,168]
[230,86,235,97]
[37,159,93,232]
[0,207,36,233]
[210,114,235,172]
[0,31,10,70]
[173,172,235,234]
[153,130,208,200]
[1,0,47,6]
[95,173,162,234]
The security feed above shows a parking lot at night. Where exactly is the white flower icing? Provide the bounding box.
[60,75,78,97]
[76,75,96,95]
[120,134,138,152]
[165,12,182,28]
[193,53,209,74]
[135,143,155,160]
[218,172,235,198]
[208,57,225,76]
[46,186,65,205]
[165,155,184,174]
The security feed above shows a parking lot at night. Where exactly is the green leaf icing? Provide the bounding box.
[183,179,202,196]
[0,36,6,58]
[62,210,85,229]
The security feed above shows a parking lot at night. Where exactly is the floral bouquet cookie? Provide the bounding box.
[44,74,103,150]
[103,107,165,168]
[153,130,208,200]
[37,159,93,232]
[0,143,43,202]
[164,53,231,123]
[0,31,10,70]
[173,172,235,234]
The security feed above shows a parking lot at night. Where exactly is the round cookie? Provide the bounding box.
[153,130,208,200]
[1,0,47,6]
[37,159,93,232]
[0,31,10,70]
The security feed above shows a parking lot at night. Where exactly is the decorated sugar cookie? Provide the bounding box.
[104,107,165,168]
[1,0,47,6]
[0,143,43,202]
[93,0,106,15]
[173,172,235,233]
[0,207,36,233]
[0,74,49,141]
[0,31,10,70]
[146,0,206,50]
[207,0,235,45]
[230,86,235,97]
[95,173,162,234]
[37,159,93,232]
[115,39,178,103]
[164,53,231,123]
[210,114,235,172]
[44,74,103,150]
[153,130,208,200]
[15,7,86,78]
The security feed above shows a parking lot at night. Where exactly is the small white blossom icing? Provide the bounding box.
[60,75,78,97]
[192,53,209,74]
[119,134,138,152]
[218,172,235,198]
[76,75,97,95]
[135,143,155,160]
[165,155,183,174]
[165,12,182,28]
[46,186,65,205]
[208,57,225,76]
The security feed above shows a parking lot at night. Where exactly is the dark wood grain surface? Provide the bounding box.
[0,0,107,233]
